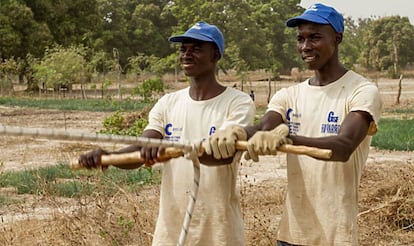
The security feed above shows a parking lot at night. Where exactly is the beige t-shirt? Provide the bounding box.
[268,71,383,246]
[145,87,255,246]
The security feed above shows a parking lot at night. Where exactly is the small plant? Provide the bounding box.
[100,107,151,136]
[117,216,135,237]
[139,77,164,101]
[101,111,124,135]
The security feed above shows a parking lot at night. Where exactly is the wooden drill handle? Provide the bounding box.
[71,142,332,169]
[235,141,332,160]
[101,147,184,165]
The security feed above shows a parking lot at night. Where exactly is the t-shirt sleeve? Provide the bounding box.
[349,82,383,125]
[267,87,289,122]
[219,93,256,130]
[144,95,166,136]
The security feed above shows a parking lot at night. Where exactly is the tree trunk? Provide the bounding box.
[396,74,403,105]
[392,31,399,78]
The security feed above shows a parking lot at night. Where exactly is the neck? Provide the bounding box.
[310,63,347,86]
[189,76,225,101]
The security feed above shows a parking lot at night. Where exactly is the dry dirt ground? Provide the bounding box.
[0,77,413,245]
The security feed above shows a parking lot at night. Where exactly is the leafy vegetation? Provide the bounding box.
[100,110,149,136]
[0,164,161,203]
[138,77,164,101]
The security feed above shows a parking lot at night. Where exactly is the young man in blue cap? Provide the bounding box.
[79,22,255,245]
[204,3,382,245]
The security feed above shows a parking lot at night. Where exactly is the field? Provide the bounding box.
[0,74,414,245]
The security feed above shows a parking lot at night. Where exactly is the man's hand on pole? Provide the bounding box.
[203,125,247,159]
[244,124,292,162]
[78,148,109,170]
[140,146,170,167]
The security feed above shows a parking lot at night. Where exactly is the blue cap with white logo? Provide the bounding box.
[168,21,225,58]
[286,3,344,33]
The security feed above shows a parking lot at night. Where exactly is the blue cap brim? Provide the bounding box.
[168,33,214,43]
[286,13,330,27]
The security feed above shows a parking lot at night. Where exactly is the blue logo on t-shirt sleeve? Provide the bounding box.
[209,126,216,136]
[165,123,173,136]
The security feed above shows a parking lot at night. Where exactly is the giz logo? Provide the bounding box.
[327,111,339,123]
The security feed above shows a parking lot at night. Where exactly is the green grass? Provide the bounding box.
[372,118,414,151]
[0,96,154,112]
[0,194,23,206]
[0,164,161,206]
[386,107,414,114]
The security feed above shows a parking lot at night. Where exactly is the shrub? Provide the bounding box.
[100,107,151,136]
[139,77,164,101]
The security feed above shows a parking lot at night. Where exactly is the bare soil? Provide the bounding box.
[0,77,413,245]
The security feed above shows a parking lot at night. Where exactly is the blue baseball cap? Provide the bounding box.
[168,21,225,58]
[286,3,344,33]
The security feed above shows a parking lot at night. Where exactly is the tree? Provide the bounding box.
[33,46,89,95]
[23,0,102,48]
[96,0,175,69]
[166,0,302,75]
[360,16,414,77]
[130,3,176,57]
[250,0,303,74]
[0,0,53,89]
[0,58,18,95]
[340,17,362,69]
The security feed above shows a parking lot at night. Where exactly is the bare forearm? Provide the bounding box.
[109,129,163,169]
[111,145,141,154]
[245,111,284,139]
[199,153,234,166]
[289,135,355,161]
[289,111,372,161]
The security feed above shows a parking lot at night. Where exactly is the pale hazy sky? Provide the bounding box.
[300,0,414,25]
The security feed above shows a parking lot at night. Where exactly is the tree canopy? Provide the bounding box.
[1,0,414,88]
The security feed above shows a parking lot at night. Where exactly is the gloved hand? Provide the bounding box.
[78,148,108,169]
[204,125,247,159]
[245,124,292,162]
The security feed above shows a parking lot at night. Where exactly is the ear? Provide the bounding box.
[210,49,220,62]
[336,33,343,44]
[214,49,220,61]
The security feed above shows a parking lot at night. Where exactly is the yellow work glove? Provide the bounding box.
[245,124,292,162]
[204,125,247,159]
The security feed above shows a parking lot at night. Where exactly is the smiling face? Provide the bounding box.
[296,22,341,71]
[179,40,219,78]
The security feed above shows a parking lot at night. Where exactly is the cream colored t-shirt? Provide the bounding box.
[145,87,255,246]
[268,71,383,246]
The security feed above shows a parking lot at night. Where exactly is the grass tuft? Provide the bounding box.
[372,118,414,151]
[0,164,161,202]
